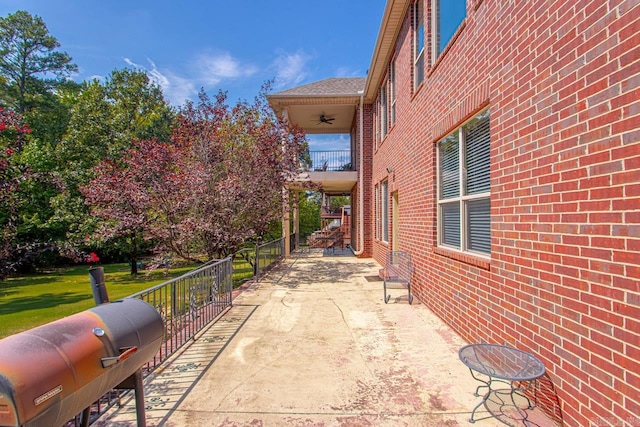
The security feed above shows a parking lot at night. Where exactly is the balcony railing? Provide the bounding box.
[321,206,344,217]
[305,150,353,172]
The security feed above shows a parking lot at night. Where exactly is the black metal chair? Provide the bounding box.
[383,251,414,304]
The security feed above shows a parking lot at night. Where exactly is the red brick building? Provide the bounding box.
[269,0,639,425]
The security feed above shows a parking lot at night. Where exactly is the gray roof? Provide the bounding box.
[271,77,366,97]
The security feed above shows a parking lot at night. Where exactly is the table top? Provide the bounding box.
[459,343,546,381]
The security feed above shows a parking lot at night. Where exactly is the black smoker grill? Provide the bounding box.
[0,298,163,427]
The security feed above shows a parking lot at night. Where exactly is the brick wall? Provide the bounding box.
[362,104,375,258]
[352,103,375,258]
[369,0,640,425]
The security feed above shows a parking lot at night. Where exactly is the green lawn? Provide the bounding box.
[0,263,197,339]
[231,252,255,286]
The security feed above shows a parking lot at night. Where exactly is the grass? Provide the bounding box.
[0,249,263,340]
[231,251,256,287]
[0,262,197,339]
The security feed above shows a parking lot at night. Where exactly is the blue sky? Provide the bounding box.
[0,1,386,107]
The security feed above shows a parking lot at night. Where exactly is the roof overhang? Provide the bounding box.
[267,2,409,117]
[268,78,365,134]
[269,98,359,134]
[363,0,411,103]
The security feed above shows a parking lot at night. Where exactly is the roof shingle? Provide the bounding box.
[270,77,366,97]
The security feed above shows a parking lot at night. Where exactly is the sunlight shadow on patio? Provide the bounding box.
[94,305,258,427]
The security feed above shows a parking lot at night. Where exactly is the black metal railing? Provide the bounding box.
[231,247,256,286]
[306,150,353,172]
[69,258,234,426]
[255,237,284,279]
[78,240,286,425]
[321,206,344,217]
[129,257,234,372]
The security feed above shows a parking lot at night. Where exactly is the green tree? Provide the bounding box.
[58,69,173,180]
[82,86,308,267]
[15,80,81,246]
[53,69,174,262]
[0,107,54,278]
[0,10,77,113]
[299,191,321,240]
[0,11,83,270]
[329,195,350,209]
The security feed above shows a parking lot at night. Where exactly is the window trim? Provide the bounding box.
[413,0,425,90]
[380,81,388,140]
[375,94,380,150]
[390,59,396,127]
[436,108,490,258]
[381,180,389,243]
[431,0,467,65]
[375,183,380,239]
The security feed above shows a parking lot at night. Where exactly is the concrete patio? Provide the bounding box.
[97,250,554,426]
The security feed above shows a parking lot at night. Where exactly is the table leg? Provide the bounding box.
[467,369,538,424]
[469,395,486,423]
[467,369,498,423]
[510,379,537,426]
[468,368,490,397]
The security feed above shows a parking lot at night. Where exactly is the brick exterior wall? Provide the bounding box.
[368,1,639,425]
[352,103,375,258]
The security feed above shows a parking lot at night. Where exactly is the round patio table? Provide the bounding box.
[459,343,546,426]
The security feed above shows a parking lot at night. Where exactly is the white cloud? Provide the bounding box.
[123,57,195,105]
[151,70,196,107]
[194,52,258,85]
[122,52,258,106]
[123,57,138,68]
[273,51,310,88]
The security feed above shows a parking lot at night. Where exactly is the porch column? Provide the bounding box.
[283,188,291,258]
[281,106,292,258]
[292,191,299,251]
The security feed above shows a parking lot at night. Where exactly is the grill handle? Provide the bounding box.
[101,346,138,368]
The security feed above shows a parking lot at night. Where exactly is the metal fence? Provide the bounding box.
[255,237,284,278]
[76,241,287,425]
[69,258,234,426]
[307,150,353,171]
[231,247,256,287]
[129,257,234,372]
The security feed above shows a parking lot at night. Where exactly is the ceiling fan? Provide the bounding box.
[318,114,335,125]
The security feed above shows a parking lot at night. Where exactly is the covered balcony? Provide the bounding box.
[268,78,365,256]
[296,149,358,195]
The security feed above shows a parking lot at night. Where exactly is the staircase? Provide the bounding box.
[307,207,351,251]
[307,228,344,250]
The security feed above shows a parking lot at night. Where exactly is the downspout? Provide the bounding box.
[353,93,365,255]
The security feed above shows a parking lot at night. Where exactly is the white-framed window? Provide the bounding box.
[375,183,381,239]
[437,108,490,256]
[380,82,388,140]
[374,99,379,150]
[413,0,425,89]
[390,60,396,127]
[432,0,466,62]
[381,180,389,243]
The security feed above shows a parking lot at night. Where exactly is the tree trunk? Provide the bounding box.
[130,233,138,275]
